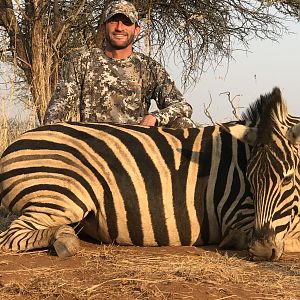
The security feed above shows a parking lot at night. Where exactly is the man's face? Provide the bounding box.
[104,13,140,50]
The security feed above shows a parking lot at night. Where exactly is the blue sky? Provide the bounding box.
[171,21,300,124]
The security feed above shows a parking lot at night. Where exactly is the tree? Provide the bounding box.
[0,0,299,123]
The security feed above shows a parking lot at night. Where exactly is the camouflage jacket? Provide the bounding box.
[43,48,193,126]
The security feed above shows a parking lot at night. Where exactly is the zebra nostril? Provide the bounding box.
[270,248,276,261]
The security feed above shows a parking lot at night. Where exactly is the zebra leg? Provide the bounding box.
[51,225,80,257]
[282,219,300,253]
[283,238,300,253]
[0,214,80,258]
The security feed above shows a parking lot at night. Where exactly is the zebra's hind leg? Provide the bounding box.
[0,215,80,258]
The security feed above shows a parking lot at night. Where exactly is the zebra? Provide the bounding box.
[224,88,300,260]
[0,87,299,260]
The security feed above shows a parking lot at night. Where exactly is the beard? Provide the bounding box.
[105,31,135,50]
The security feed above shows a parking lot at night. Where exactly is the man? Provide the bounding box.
[43,0,196,128]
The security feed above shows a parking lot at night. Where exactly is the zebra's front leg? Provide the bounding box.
[51,225,80,257]
[0,216,80,258]
[283,237,300,253]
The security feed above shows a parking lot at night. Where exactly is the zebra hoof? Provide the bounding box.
[52,226,80,258]
[53,234,80,258]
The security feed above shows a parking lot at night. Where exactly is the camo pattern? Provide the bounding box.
[104,0,139,23]
[44,48,195,128]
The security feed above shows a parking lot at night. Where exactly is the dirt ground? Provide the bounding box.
[0,235,299,300]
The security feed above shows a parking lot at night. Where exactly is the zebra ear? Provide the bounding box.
[217,123,257,145]
[286,124,300,144]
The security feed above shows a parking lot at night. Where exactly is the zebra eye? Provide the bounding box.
[282,174,293,186]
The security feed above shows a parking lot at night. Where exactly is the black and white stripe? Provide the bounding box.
[225,87,300,260]
[0,121,254,252]
[1,87,299,260]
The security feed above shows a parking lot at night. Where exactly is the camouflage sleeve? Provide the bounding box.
[43,53,85,125]
[148,61,193,126]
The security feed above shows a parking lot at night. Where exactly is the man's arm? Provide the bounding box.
[43,54,83,125]
[146,61,193,126]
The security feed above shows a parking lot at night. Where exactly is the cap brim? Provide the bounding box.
[105,11,137,23]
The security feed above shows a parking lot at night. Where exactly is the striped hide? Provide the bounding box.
[0,87,299,260]
[0,122,254,257]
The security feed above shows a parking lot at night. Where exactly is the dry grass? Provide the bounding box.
[0,105,37,154]
[0,245,299,300]
[0,206,18,232]
[0,56,37,155]
[0,213,299,300]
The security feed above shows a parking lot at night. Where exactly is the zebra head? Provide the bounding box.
[223,87,300,261]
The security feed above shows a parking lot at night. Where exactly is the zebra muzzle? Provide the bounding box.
[248,233,284,261]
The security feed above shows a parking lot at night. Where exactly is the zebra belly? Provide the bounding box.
[86,201,205,247]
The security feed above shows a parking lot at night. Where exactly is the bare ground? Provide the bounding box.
[0,209,299,300]
[0,237,299,300]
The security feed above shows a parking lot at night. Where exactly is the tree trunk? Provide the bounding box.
[31,18,58,123]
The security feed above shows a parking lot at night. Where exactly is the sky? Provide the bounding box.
[171,21,300,125]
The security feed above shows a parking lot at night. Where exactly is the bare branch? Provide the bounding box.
[53,0,87,48]
[220,91,244,120]
[203,93,215,125]
[0,0,32,82]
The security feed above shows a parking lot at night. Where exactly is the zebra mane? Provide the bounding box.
[241,87,288,143]
[241,87,288,127]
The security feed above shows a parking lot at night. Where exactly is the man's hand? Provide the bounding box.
[140,114,157,126]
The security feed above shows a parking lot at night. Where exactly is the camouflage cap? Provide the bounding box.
[104,1,139,24]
